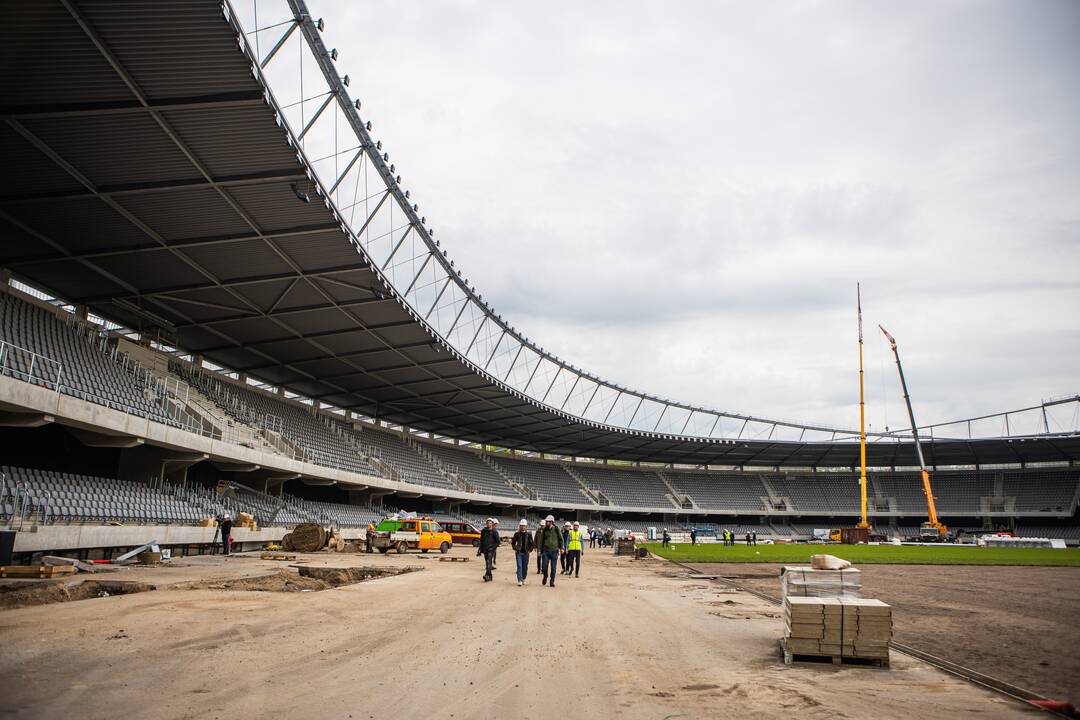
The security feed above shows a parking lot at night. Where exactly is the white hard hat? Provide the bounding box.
[564,521,572,526]
[573,521,580,526]
[519,518,528,526]
[493,519,500,524]
[486,517,495,524]
[545,515,555,522]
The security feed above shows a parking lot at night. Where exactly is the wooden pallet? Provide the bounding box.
[0,565,77,579]
[260,553,297,561]
[780,639,889,668]
[439,557,470,562]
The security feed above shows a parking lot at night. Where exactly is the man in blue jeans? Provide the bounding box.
[511,518,535,586]
[537,515,564,588]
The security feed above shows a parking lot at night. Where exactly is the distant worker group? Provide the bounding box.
[479,516,587,587]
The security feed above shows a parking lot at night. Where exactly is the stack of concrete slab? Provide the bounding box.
[781,566,862,602]
[784,597,892,661]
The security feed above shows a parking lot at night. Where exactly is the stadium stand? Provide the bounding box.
[664,471,769,511]
[1,293,175,425]
[571,466,674,507]
[1004,470,1080,513]
[414,441,523,498]
[487,456,591,504]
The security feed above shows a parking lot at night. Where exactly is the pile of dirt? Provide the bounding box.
[0,580,155,610]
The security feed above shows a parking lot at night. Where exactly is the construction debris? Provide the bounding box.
[0,565,77,579]
[781,566,862,602]
[42,556,114,574]
[783,596,892,666]
[260,553,297,561]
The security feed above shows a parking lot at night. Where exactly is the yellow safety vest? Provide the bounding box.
[568,530,583,551]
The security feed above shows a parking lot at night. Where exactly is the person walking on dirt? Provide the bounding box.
[492,518,500,568]
[218,513,233,556]
[478,518,500,582]
[565,521,584,578]
[511,519,535,586]
[534,522,545,575]
[538,515,563,587]
[560,521,573,574]
[589,528,597,549]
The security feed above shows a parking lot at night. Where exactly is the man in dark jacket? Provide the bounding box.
[537,515,563,587]
[477,518,500,582]
[690,528,697,545]
[511,519,535,586]
[661,528,670,548]
[534,522,545,575]
[218,513,233,556]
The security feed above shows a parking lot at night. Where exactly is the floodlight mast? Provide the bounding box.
[878,324,948,538]
[856,285,870,530]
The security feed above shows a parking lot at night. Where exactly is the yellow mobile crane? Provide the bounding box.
[856,285,870,530]
[879,325,949,540]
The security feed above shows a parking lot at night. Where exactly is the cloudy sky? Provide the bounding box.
[312,0,1079,433]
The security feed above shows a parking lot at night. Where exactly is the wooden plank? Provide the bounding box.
[0,564,77,578]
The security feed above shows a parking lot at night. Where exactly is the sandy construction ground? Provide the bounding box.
[688,562,1080,704]
[0,547,1041,720]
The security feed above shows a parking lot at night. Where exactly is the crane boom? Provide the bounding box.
[878,325,947,537]
[857,285,869,529]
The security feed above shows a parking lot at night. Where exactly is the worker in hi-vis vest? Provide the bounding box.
[563,521,584,578]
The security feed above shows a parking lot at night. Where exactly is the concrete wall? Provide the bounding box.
[12,524,364,553]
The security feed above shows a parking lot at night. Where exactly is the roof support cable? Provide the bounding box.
[297,90,336,140]
[260,20,299,69]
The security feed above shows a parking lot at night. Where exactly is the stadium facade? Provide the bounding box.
[1,0,1078,551]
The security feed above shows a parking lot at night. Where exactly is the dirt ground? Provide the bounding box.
[689,562,1080,703]
[0,548,1044,720]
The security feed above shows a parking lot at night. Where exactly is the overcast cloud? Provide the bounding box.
[314,0,1080,433]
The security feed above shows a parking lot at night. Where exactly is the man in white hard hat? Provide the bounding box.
[218,513,233,556]
[511,519,535,586]
[560,521,573,574]
[564,521,585,578]
[537,515,563,587]
[492,518,500,568]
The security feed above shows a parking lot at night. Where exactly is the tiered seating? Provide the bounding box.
[869,473,926,513]
[1004,471,1079,512]
[172,361,381,479]
[665,471,767,511]
[348,427,455,490]
[768,475,832,512]
[488,456,588,503]
[0,293,173,424]
[418,442,522,497]
[1,466,204,524]
[933,471,994,512]
[572,466,673,508]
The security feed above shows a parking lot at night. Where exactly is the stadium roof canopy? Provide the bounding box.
[2,0,1078,468]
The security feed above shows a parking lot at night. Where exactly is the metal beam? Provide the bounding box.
[0,168,308,204]
[169,295,393,328]
[193,318,422,354]
[0,90,266,120]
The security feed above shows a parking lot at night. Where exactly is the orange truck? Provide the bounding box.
[367,516,453,554]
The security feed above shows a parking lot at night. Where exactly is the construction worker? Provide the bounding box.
[745,531,751,546]
[661,528,670,548]
[564,521,584,578]
[690,528,697,545]
[751,530,758,546]
[477,518,500,582]
[560,521,572,574]
[492,518,500,568]
[365,521,375,553]
[511,519,535,586]
[537,515,563,587]
[534,521,545,575]
[219,513,233,556]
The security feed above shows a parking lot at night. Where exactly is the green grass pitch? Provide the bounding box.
[641,542,1080,566]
